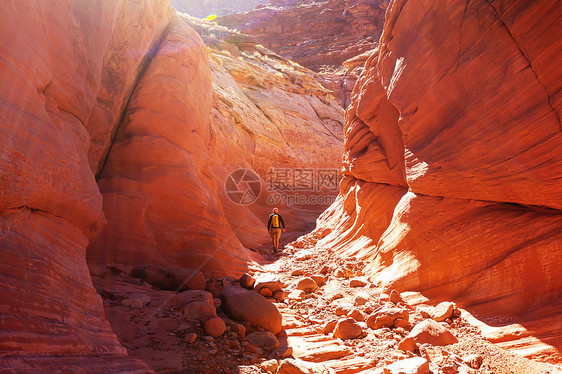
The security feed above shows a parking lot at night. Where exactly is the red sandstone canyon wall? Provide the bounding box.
[0,0,175,370]
[0,0,344,369]
[216,0,389,72]
[306,0,562,359]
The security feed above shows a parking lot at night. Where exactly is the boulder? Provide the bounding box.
[385,357,429,374]
[184,332,197,343]
[169,290,213,308]
[221,286,282,334]
[397,337,417,353]
[348,308,366,322]
[253,274,285,293]
[260,359,279,373]
[246,331,280,351]
[323,320,337,334]
[131,265,205,291]
[333,318,363,340]
[182,302,217,321]
[239,273,256,289]
[430,302,455,322]
[408,320,458,346]
[349,278,368,287]
[296,277,318,293]
[366,307,409,329]
[390,290,404,304]
[310,274,326,286]
[204,317,226,338]
[277,358,313,374]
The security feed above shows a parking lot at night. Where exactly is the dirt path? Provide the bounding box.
[94,239,562,374]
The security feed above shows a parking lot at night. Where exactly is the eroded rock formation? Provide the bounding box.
[216,0,389,71]
[0,0,174,370]
[0,0,343,369]
[306,0,562,362]
[170,0,267,18]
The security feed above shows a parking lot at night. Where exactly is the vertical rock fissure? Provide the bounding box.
[95,20,175,180]
[484,0,561,130]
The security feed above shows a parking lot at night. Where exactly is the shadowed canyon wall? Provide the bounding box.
[304,0,562,362]
[0,0,343,369]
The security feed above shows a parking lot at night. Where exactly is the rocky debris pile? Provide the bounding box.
[94,252,562,374]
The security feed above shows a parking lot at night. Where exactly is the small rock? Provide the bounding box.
[408,319,458,346]
[287,289,306,301]
[204,317,226,338]
[296,277,318,293]
[335,305,351,316]
[333,318,363,340]
[260,287,273,297]
[319,265,329,274]
[253,274,285,294]
[385,357,429,374]
[349,278,368,287]
[334,267,346,278]
[273,290,288,302]
[463,354,483,369]
[291,269,304,276]
[184,332,197,343]
[277,358,313,374]
[310,274,326,286]
[246,331,280,351]
[390,290,404,304]
[323,320,337,334]
[203,335,214,341]
[430,302,455,322]
[366,307,409,329]
[272,346,293,359]
[239,273,256,289]
[354,295,368,306]
[182,301,217,321]
[397,337,417,353]
[394,318,410,329]
[260,359,279,372]
[224,319,246,339]
[348,308,366,322]
[122,298,144,309]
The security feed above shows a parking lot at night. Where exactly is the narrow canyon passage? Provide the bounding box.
[1,0,561,373]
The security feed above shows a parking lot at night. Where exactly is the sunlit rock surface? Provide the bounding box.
[216,0,389,71]
[308,0,562,362]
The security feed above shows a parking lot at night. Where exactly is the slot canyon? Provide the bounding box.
[0,0,560,373]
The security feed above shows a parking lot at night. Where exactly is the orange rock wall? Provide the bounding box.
[0,0,174,370]
[315,0,562,320]
[216,0,389,71]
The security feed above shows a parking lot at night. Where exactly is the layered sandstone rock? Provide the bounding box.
[184,16,345,249]
[171,0,267,18]
[216,0,389,71]
[309,0,562,361]
[0,0,175,370]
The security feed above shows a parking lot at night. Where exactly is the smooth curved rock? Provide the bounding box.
[220,286,283,334]
[308,0,562,360]
[408,320,458,347]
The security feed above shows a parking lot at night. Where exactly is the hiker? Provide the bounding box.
[267,208,286,253]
